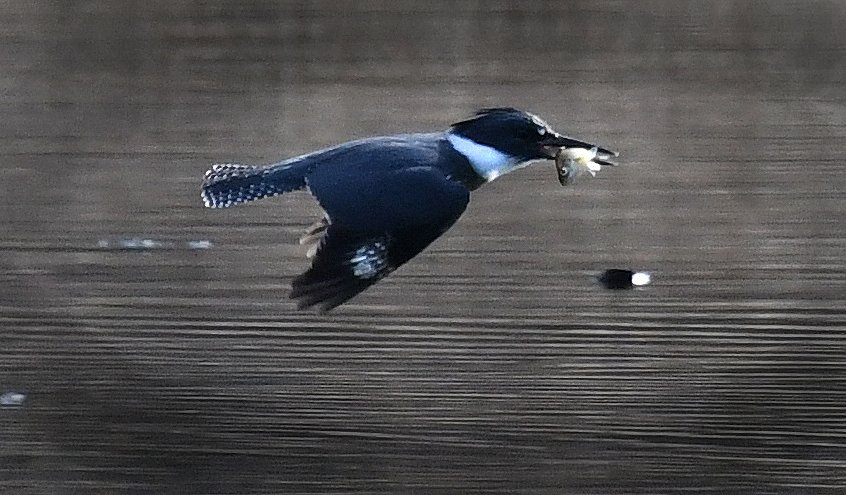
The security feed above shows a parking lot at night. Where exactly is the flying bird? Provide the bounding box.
[202,108,617,312]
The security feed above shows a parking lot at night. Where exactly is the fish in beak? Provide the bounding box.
[555,147,618,186]
[539,131,619,164]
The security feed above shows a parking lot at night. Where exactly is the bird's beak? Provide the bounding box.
[539,131,619,164]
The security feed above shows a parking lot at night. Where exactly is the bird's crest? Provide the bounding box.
[450,107,526,128]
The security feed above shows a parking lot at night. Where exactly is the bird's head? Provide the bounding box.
[447,108,617,182]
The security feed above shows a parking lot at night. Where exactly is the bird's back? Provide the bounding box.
[202,133,455,207]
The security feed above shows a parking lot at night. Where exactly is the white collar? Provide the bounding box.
[446,132,518,182]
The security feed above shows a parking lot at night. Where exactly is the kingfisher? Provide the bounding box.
[202,108,617,312]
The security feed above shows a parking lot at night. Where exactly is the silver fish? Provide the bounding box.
[555,147,618,186]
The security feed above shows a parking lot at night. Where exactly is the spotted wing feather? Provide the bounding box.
[290,230,393,312]
[291,166,470,312]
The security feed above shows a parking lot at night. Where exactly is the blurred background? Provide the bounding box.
[1,1,845,493]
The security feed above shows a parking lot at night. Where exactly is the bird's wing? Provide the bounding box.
[291,166,470,312]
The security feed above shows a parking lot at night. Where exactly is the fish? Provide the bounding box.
[554,146,618,186]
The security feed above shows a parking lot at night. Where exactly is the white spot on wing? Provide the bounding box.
[350,242,388,280]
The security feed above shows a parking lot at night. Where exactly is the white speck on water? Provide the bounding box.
[1,391,26,406]
[632,272,652,286]
[187,240,213,250]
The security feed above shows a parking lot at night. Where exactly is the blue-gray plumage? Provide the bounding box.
[202,108,617,312]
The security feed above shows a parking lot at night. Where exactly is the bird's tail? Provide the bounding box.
[201,162,308,208]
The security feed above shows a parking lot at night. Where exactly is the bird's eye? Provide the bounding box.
[537,127,547,136]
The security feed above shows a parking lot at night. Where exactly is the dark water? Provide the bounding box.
[2,1,845,493]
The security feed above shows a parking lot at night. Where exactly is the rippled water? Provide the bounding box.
[1,1,845,493]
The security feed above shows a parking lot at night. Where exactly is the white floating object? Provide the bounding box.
[631,271,652,287]
[187,240,213,250]
[598,269,653,289]
[0,391,26,406]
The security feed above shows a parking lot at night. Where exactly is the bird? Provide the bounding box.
[202,107,617,312]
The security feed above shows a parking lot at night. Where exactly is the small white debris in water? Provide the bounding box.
[187,240,213,250]
[98,238,213,250]
[0,391,26,406]
[124,238,163,249]
[631,272,652,286]
[98,238,166,250]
